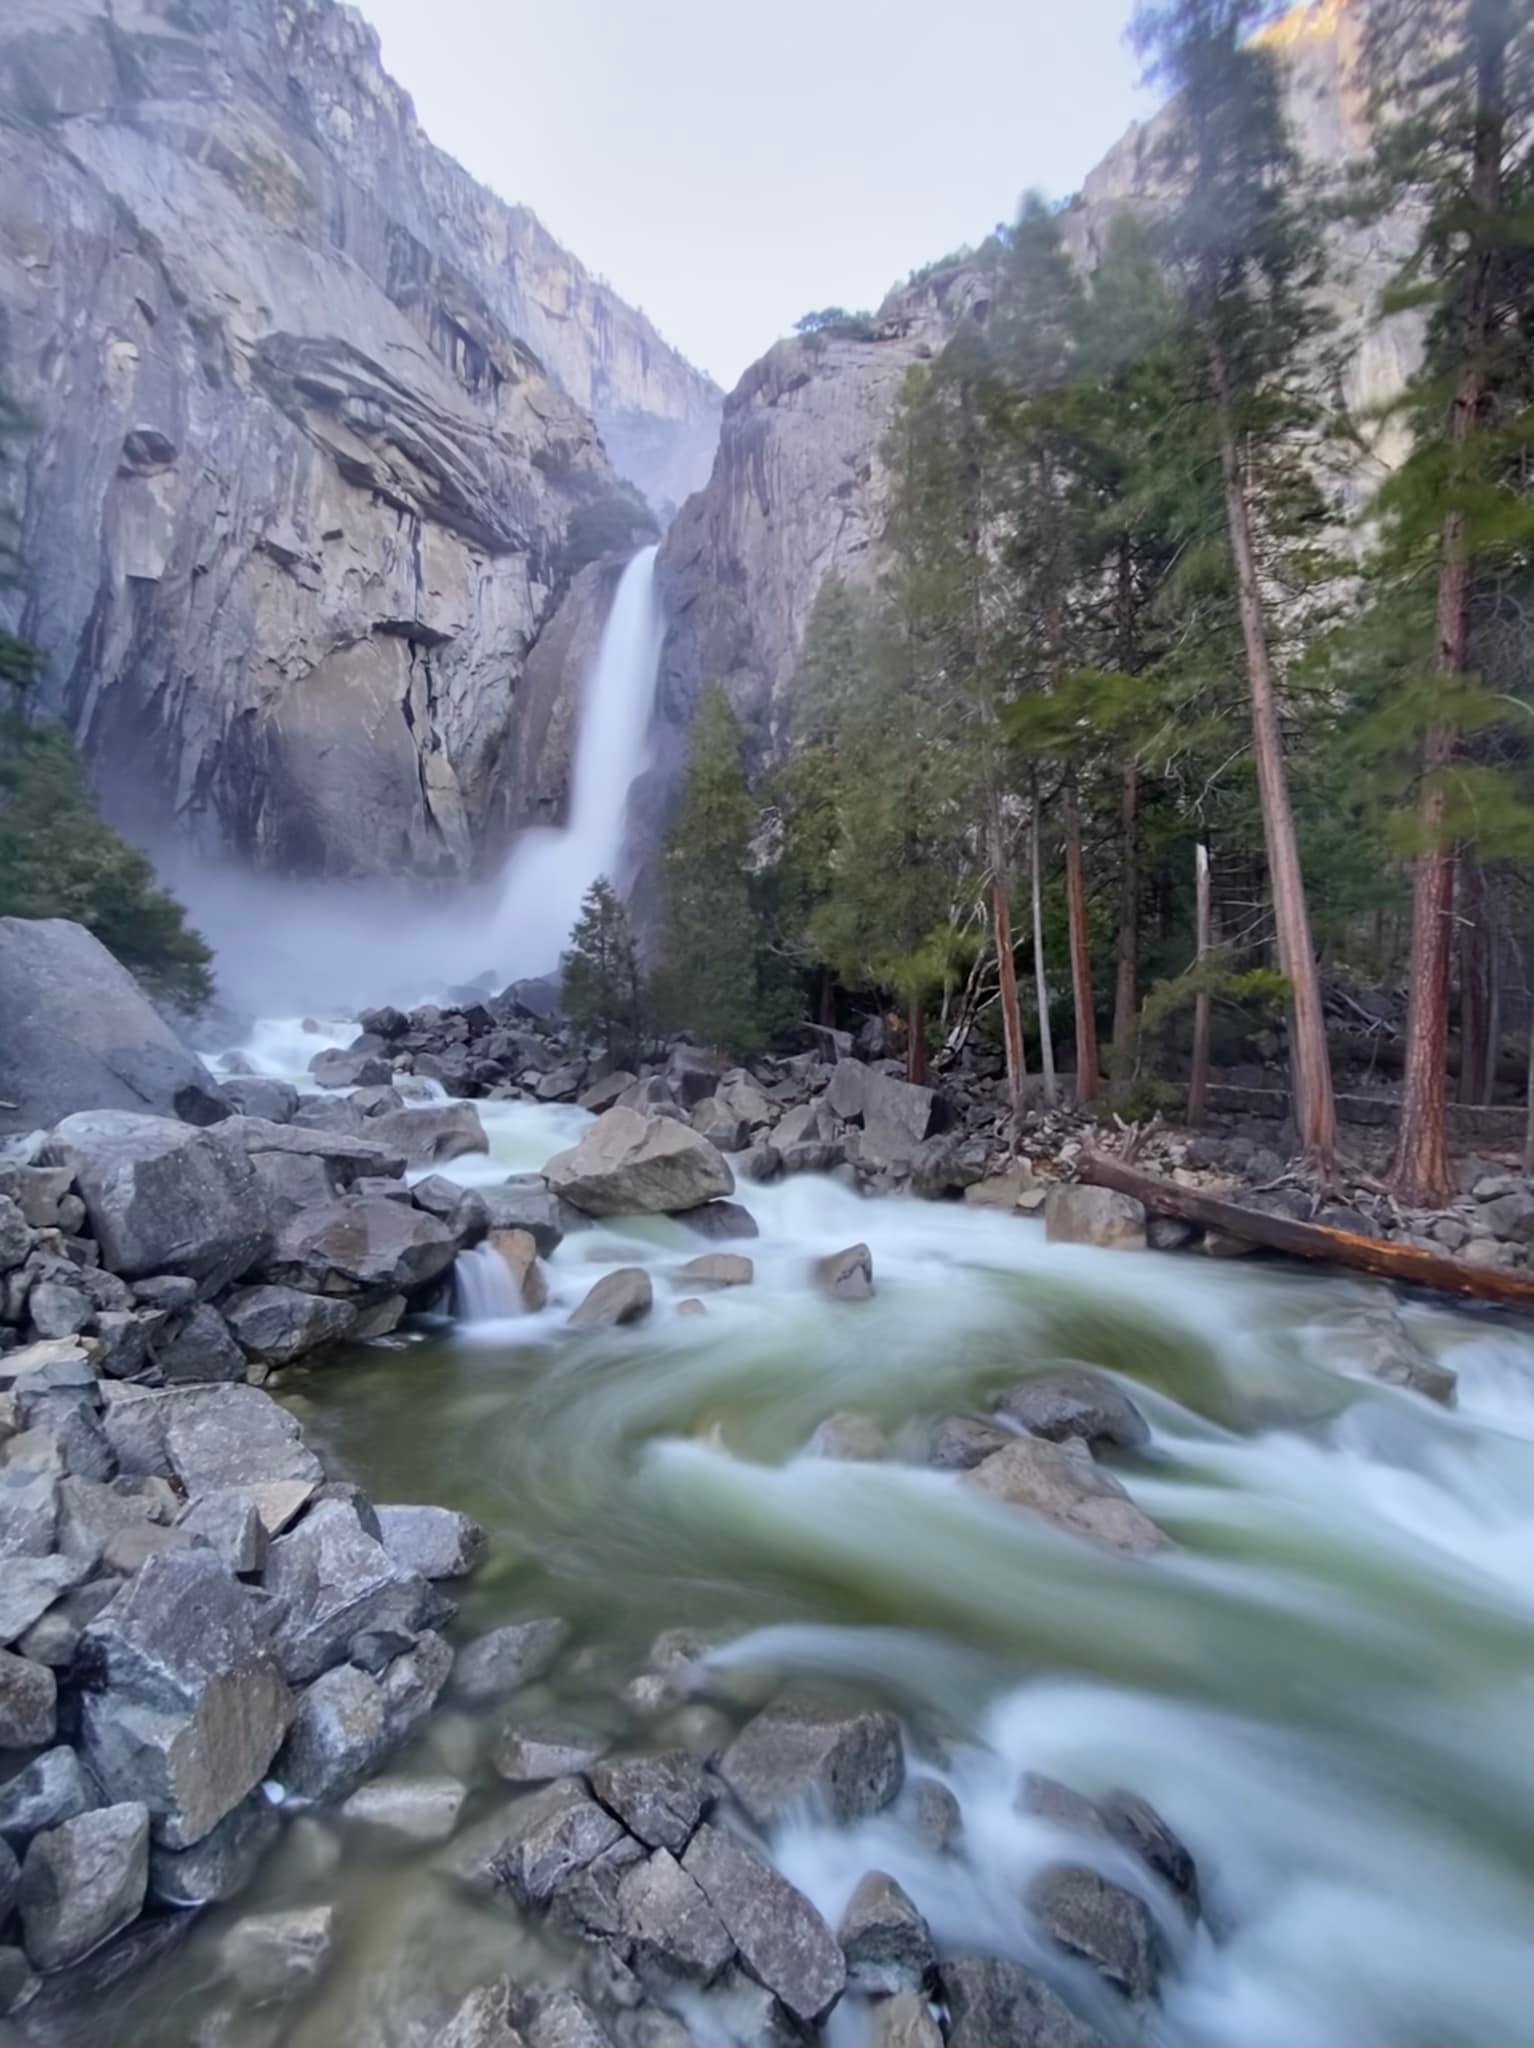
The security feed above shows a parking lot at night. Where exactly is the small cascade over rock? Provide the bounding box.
[452,1241,527,1322]
[490,545,663,976]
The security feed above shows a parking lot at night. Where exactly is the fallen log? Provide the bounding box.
[1076,1152,1534,1311]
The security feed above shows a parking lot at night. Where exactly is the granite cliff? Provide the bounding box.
[655,0,1417,785]
[0,0,719,881]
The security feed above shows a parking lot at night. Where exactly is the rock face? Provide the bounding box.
[0,0,717,883]
[0,921,226,1138]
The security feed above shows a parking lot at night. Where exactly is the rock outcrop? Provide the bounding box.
[0,0,717,882]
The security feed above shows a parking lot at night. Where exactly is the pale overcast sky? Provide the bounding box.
[356,0,1151,391]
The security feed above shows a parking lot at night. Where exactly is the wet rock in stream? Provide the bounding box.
[717,1697,905,1826]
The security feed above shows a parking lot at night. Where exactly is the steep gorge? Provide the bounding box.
[0,0,719,883]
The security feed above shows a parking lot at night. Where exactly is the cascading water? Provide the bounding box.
[488,543,664,977]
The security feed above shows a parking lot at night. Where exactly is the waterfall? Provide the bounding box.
[489,544,663,976]
[451,1242,527,1322]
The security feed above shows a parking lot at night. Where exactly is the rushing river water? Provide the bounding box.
[79,1021,1534,2048]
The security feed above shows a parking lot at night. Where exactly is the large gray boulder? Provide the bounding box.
[1044,1186,1148,1251]
[0,1748,96,1845]
[682,1821,845,2025]
[616,1846,734,1981]
[366,1106,489,1171]
[77,1548,294,1848]
[965,1438,1168,1555]
[994,1370,1150,1453]
[375,1504,486,1581]
[860,1072,940,1168]
[262,1499,432,1682]
[484,1776,626,1908]
[451,1617,568,1704]
[567,1268,653,1331]
[479,1178,567,1256]
[141,1383,324,1494]
[18,1802,149,1972]
[838,1870,935,1994]
[939,1955,1107,2048]
[589,1752,710,1854]
[0,920,225,1137]
[221,1285,358,1365]
[264,1196,458,1297]
[47,1110,270,1290]
[545,1108,733,1217]
[147,1791,279,1908]
[1027,1862,1159,2003]
[717,1698,904,1827]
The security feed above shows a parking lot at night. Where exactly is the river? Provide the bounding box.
[83,1022,1534,2048]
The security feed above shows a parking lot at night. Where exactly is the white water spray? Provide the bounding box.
[488,544,664,976]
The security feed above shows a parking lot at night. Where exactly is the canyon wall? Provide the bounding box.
[0,0,718,880]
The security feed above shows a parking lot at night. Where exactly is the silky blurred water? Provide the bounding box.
[78,1033,1534,2048]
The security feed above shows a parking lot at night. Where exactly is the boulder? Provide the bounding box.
[18,1802,149,1972]
[927,1416,1012,1471]
[1337,1310,1458,1406]
[735,1144,782,1186]
[860,1072,939,1168]
[872,1991,944,2048]
[0,1554,93,1645]
[27,1280,91,1340]
[309,1048,393,1090]
[217,1077,300,1124]
[152,1384,324,1493]
[487,1229,548,1312]
[589,1751,710,1855]
[1028,1862,1159,2002]
[147,1791,279,1908]
[671,1254,753,1292]
[1044,1186,1147,1251]
[0,1468,58,1559]
[545,1833,646,1945]
[825,1063,868,1123]
[219,1904,334,2003]
[665,1047,728,1110]
[77,1548,294,1847]
[578,1072,635,1115]
[340,1774,467,1842]
[965,1438,1168,1555]
[264,1197,458,1297]
[691,1100,748,1153]
[617,1846,734,1981]
[806,1412,888,1462]
[717,1698,903,1827]
[568,1269,653,1332]
[812,1244,873,1301]
[375,1504,487,1581]
[910,1777,963,1855]
[151,1302,248,1384]
[479,1178,567,1257]
[0,1651,55,1748]
[19,1579,120,1671]
[677,1201,760,1242]
[432,1985,524,2048]
[682,1821,845,2026]
[511,1987,615,2048]
[367,1106,489,1170]
[452,1618,568,1704]
[0,1747,95,1845]
[909,1134,990,1200]
[1100,1790,1200,1917]
[221,1285,358,1365]
[493,1724,607,1783]
[965,1168,1041,1212]
[535,1064,586,1104]
[717,1073,776,1129]
[0,1166,75,1231]
[175,1491,267,1575]
[485,1776,626,1907]
[546,1108,733,1217]
[939,1954,1106,2048]
[272,1662,389,1802]
[412,1174,489,1231]
[47,1111,270,1289]
[993,1371,1150,1453]
[0,1197,29,1275]
[838,1870,935,1993]
[0,919,225,1135]
[263,1499,432,1682]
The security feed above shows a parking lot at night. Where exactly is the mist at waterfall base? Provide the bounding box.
[168,547,663,1017]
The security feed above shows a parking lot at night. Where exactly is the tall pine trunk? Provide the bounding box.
[1210,345,1336,1171]
[1063,773,1099,1105]
[1391,21,1505,1204]
[1189,842,1213,1126]
[989,814,1027,1109]
[907,991,929,1087]
[1030,772,1058,1107]
[1458,855,1490,1105]
[1112,760,1139,1063]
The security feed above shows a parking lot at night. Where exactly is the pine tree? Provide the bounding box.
[1356,0,1534,1202]
[561,877,642,1066]
[654,686,781,1055]
[1131,0,1339,1169]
